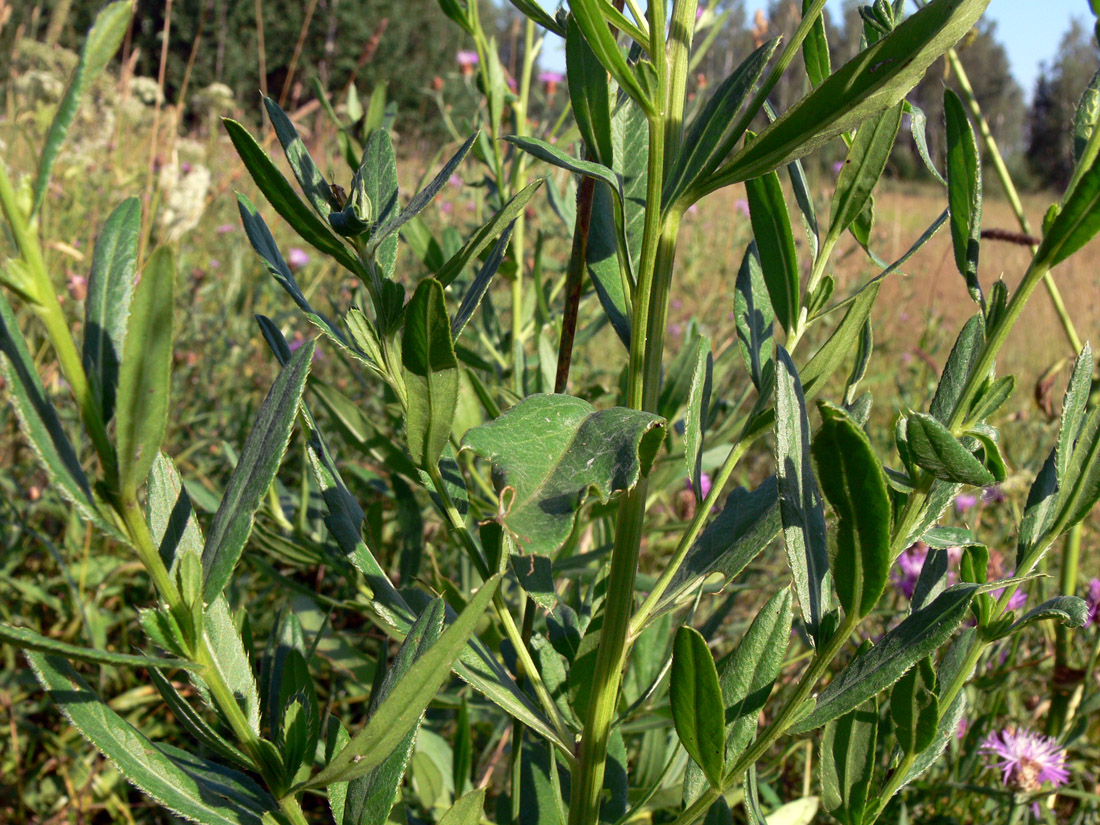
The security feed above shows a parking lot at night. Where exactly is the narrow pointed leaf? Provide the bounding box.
[930,314,985,423]
[342,600,446,825]
[370,132,478,248]
[437,180,543,287]
[776,348,831,640]
[944,89,983,303]
[1004,596,1089,635]
[264,96,334,218]
[146,451,204,574]
[452,223,513,339]
[83,196,140,422]
[821,700,877,825]
[684,336,713,498]
[361,128,400,278]
[746,169,799,334]
[793,584,981,731]
[202,343,313,602]
[224,118,364,275]
[812,402,891,617]
[826,103,903,250]
[402,278,459,468]
[567,17,613,166]
[568,0,653,112]
[115,245,175,495]
[0,624,196,671]
[705,0,992,188]
[438,789,487,825]
[26,653,280,824]
[0,291,119,537]
[303,575,502,788]
[33,1,132,212]
[664,39,780,207]
[671,627,725,788]
[734,242,774,391]
[890,657,938,754]
[1036,146,1100,267]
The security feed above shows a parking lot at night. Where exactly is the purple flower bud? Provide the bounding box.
[287,247,310,270]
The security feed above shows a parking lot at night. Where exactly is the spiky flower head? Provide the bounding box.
[980,727,1069,793]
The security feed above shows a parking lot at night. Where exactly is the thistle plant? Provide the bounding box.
[3,1,1100,824]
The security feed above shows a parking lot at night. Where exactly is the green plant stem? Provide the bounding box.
[629,434,750,637]
[945,47,1083,355]
[509,19,538,397]
[118,495,181,607]
[569,11,674,817]
[0,163,117,483]
[667,611,861,825]
[1046,523,1082,736]
[425,463,574,756]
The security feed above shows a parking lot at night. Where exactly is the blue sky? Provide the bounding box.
[541,2,1093,98]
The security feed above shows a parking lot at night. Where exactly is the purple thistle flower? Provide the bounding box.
[456,50,479,68]
[216,223,235,234]
[832,160,845,176]
[734,198,750,217]
[955,492,978,513]
[980,727,1069,793]
[286,247,310,270]
[1085,578,1100,626]
[448,174,463,188]
[538,70,564,85]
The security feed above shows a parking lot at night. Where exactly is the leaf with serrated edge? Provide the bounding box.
[115,245,175,495]
[202,343,313,602]
[793,584,981,731]
[83,196,139,422]
[26,653,279,824]
[302,575,502,788]
[0,291,120,538]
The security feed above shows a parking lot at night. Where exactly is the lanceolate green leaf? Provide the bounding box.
[793,584,981,732]
[0,291,119,537]
[826,103,903,250]
[944,89,983,303]
[1004,596,1089,635]
[342,600,445,825]
[146,452,204,574]
[361,127,400,279]
[438,789,488,825]
[746,170,800,334]
[437,180,543,287]
[402,278,460,469]
[506,136,623,199]
[664,39,780,208]
[890,657,938,754]
[452,223,514,339]
[302,575,502,788]
[568,0,653,113]
[812,402,890,617]
[905,413,995,487]
[202,342,313,602]
[27,653,280,825]
[671,627,726,788]
[702,0,992,189]
[654,478,781,618]
[929,314,985,424]
[775,348,831,641]
[0,624,197,671]
[115,245,175,496]
[734,243,774,392]
[801,0,831,87]
[83,196,140,423]
[567,17,614,167]
[224,118,364,276]
[264,96,334,219]
[461,394,665,556]
[821,700,877,825]
[1036,147,1100,267]
[369,132,478,248]
[33,1,132,213]
[684,336,714,498]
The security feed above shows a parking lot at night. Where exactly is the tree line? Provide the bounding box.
[6,0,1098,190]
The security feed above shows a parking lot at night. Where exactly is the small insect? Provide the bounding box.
[329,183,348,210]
